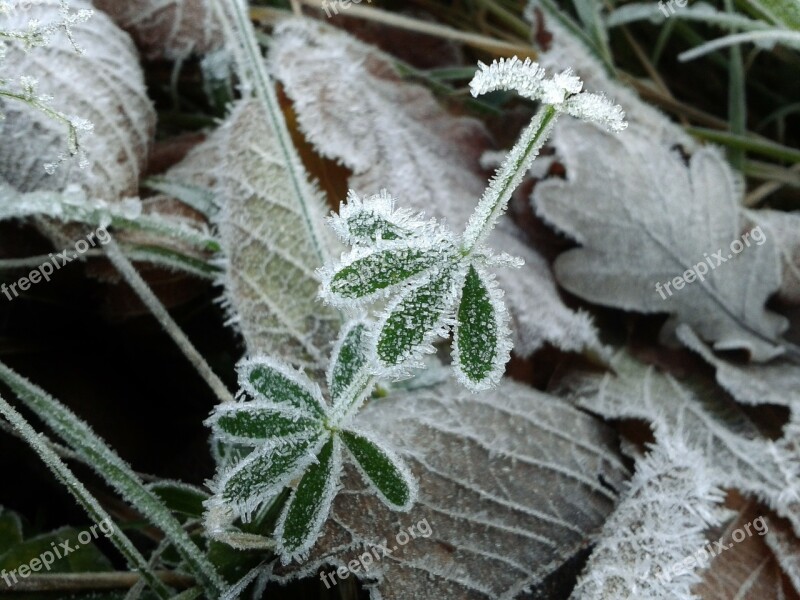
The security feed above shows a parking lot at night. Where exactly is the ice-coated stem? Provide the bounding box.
[462,104,559,253]
[211,0,331,268]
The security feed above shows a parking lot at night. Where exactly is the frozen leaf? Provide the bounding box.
[534,120,788,361]
[238,356,327,418]
[677,324,800,408]
[328,190,435,246]
[571,435,725,600]
[212,100,339,367]
[0,0,155,201]
[750,209,800,305]
[208,326,418,560]
[270,18,604,359]
[340,429,416,511]
[206,401,321,447]
[327,320,370,404]
[269,378,629,599]
[453,265,511,391]
[469,58,626,132]
[373,267,462,375]
[93,0,223,60]
[693,499,798,600]
[210,433,325,523]
[556,349,800,537]
[765,516,800,593]
[321,235,455,307]
[275,436,343,563]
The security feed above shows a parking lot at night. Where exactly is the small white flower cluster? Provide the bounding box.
[470,56,627,133]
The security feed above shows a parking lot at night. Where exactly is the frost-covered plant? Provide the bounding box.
[205,321,416,563]
[319,57,626,391]
[0,0,94,172]
[205,57,626,564]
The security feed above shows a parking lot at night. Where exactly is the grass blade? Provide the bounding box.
[0,361,226,597]
[0,393,172,599]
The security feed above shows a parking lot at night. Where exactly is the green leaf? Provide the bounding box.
[340,430,415,510]
[0,507,22,556]
[218,434,324,520]
[453,265,509,390]
[375,269,460,370]
[240,358,327,417]
[208,401,321,445]
[328,190,431,246]
[147,481,209,520]
[327,321,370,404]
[0,527,113,574]
[325,245,446,303]
[275,436,341,560]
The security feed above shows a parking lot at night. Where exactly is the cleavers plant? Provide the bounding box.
[205,56,627,563]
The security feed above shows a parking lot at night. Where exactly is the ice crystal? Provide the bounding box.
[319,60,626,391]
[206,321,417,563]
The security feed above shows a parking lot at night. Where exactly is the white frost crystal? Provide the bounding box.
[319,57,626,392]
[470,57,627,132]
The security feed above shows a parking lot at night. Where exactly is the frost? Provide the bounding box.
[557,349,800,537]
[93,0,223,60]
[0,0,154,199]
[327,190,438,247]
[206,327,417,563]
[270,17,606,360]
[765,517,800,592]
[571,436,726,600]
[452,265,512,391]
[311,37,626,390]
[211,100,340,368]
[469,58,626,132]
[268,377,629,599]
[534,120,790,361]
[693,502,798,599]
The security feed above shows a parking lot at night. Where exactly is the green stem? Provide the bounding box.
[686,126,800,163]
[463,104,558,253]
[0,89,82,157]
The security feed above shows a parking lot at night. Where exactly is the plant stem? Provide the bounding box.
[211,0,331,268]
[462,104,558,253]
[4,571,194,592]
